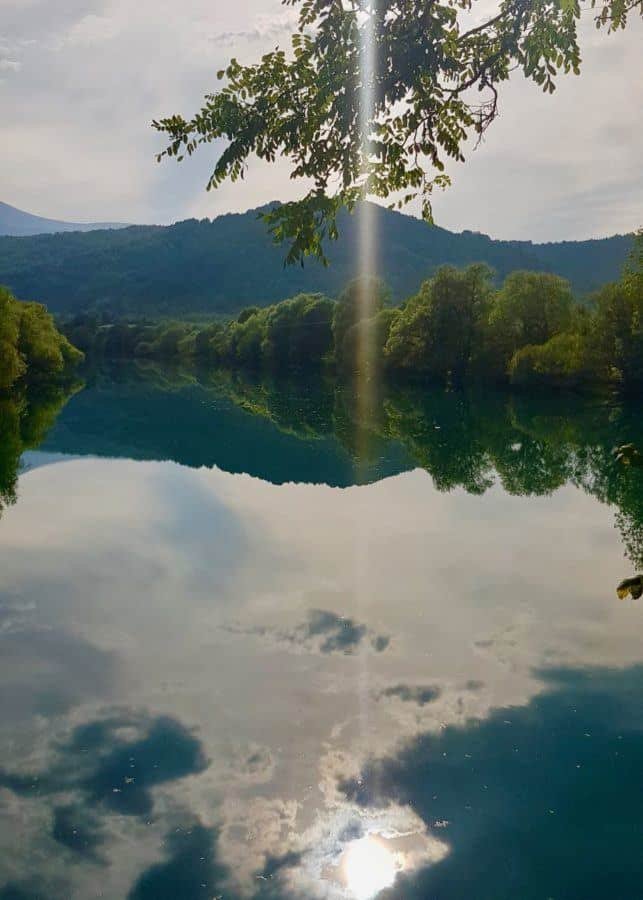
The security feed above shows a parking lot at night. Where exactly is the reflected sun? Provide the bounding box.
[342,836,397,899]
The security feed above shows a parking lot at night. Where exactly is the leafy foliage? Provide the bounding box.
[0,287,25,390]
[0,286,83,392]
[385,263,493,379]
[61,239,642,391]
[591,235,643,390]
[509,332,601,388]
[153,0,642,262]
[333,277,388,371]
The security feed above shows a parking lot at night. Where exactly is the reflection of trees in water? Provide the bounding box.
[0,382,82,518]
[213,371,643,566]
[393,390,643,567]
[0,399,21,515]
[6,363,641,568]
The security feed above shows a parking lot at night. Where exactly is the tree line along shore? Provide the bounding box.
[59,243,641,392]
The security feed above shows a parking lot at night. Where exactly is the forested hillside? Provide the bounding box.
[0,202,632,315]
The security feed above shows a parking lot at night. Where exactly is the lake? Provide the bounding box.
[1,365,642,899]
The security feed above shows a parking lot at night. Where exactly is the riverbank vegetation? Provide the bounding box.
[62,239,642,392]
[0,286,84,392]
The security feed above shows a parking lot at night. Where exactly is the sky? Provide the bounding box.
[0,0,641,241]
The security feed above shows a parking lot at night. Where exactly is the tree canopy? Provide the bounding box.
[153,0,642,263]
[63,235,642,392]
[0,286,84,392]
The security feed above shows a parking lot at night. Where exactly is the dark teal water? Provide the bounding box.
[0,366,642,899]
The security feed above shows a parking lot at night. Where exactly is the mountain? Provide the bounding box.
[0,202,632,316]
[0,200,129,237]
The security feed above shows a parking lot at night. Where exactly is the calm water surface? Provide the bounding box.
[0,367,642,899]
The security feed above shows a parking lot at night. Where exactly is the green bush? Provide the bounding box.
[509,333,602,389]
[0,286,83,391]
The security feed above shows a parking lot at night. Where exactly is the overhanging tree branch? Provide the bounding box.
[152,0,642,264]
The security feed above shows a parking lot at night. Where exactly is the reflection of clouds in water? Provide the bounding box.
[127,822,227,900]
[264,805,448,900]
[220,743,276,786]
[377,684,442,707]
[0,626,117,722]
[218,796,301,895]
[51,803,105,861]
[225,608,390,657]
[339,665,643,899]
[0,459,251,635]
[0,593,36,634]
[0,709,214,898]
[297,609,383,655]
[0,709,209,822]
[0,458,642,897]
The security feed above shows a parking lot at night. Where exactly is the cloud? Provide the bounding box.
[378,684,442,707]
[0,1,640,234]
[225,608,391,656]
[340,664,643,898]
[210,12,298,47]
[0,626,117,722]
[127,823,227,900]
[57,14,121,48]
[0,710,209,819]
[51,805,105,862]
[294,609,390,655]
[222,744,276,785]
[0,60,21,73]
[298,609,369,654]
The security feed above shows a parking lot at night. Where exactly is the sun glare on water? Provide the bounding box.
[342,836,398,899]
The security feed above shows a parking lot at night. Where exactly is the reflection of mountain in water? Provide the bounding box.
[8,362,643,566]
[38,365,414,487]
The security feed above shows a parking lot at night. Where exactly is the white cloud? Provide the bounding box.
[57,13,121,48]
[210,10,299,47]
[0,1,640,238]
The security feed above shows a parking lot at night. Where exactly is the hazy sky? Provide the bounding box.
[0,0,641,240]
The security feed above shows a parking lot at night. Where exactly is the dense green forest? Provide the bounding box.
[63,238,642,391]
[0,203,633,316]
[0,286,84,392]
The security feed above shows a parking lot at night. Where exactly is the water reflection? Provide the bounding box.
[342,665,643,899]
[0,366,642,898]
[0,382,81,518]
[33,364,643,567]
[342,836,397,899]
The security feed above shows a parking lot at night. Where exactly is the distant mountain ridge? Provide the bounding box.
[0,200,128,237]
[0,201,633,315]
